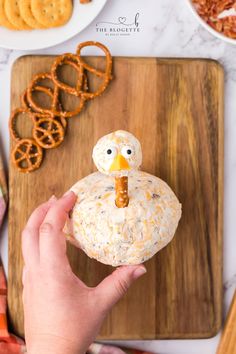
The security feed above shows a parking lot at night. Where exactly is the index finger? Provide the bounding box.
[38,191,77,266]
[22,196,57,267]
[42,191,77,231]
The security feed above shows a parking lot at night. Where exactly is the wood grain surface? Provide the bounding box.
[8,56,224,339]
[217,291,236,354]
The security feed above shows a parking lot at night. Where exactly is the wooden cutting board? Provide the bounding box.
[8,56,224,339]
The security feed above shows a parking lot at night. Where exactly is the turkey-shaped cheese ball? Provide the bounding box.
[67,130,182,266]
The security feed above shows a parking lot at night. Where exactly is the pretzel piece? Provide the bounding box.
[76,41,113,99]
[22,86,54,109]
[115,176,129,208]
[33,117,65,149]
[51,54,84,96]
[56,69,88,118]
[9,108,35,141]
[27,70,87,119]
[22,86,67,128]
[12,138,43,173]
[21,90,29,109]
[27,73,60,115]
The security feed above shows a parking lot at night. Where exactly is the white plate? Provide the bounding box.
[0,0,107,51]
[186,0,236,45]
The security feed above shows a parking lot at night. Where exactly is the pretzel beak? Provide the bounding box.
[109,154,130,172]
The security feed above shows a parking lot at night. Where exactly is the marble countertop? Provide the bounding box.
[1,0,236,353]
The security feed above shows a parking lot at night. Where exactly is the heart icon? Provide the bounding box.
[118,17,127,24]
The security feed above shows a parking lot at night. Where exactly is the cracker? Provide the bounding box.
[31,0,72,27]
[19,0,45,28]
[0,0,18,29]
[5,0,32,30]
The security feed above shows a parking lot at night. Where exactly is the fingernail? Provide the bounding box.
[133,266,147,280]
[49,195,57,202]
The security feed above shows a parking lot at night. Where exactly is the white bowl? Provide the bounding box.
[0,0,108,51]
[186,0,236,45]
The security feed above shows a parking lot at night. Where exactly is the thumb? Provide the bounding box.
[95,265,146,312]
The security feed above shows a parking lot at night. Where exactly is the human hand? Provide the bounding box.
[22,192,146,354]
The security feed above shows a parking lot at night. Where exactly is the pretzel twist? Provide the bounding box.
[33,117,65,149]
[76,41,113,99]
[12,138,43,173]
[51,54,84,96]
[9,108,35,141]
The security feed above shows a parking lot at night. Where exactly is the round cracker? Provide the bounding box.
[4,0,32,30]
[31,0,72,28]
[19,0,45,28]
[0,0,18,29]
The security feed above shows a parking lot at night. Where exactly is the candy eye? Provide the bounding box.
[121,146,133,158]
[106,146,117,158]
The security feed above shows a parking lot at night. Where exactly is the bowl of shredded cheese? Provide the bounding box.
[187,0,236,44]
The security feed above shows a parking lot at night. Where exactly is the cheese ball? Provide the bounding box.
[67,170,182,266]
